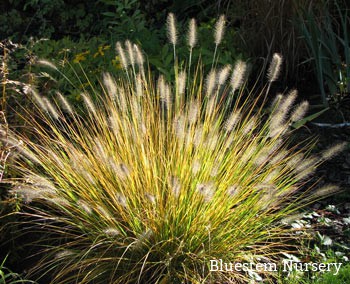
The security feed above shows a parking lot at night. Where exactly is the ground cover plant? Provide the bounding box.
[315,263,350,283]
[3,14,347,283]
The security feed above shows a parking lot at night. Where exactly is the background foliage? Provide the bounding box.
[1,0,349,104]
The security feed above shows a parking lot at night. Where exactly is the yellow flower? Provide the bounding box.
[112,56,123,69]
[93,45,111,58]
[73,51,90,63]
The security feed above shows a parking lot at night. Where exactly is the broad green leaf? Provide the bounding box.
[292,107,329,129]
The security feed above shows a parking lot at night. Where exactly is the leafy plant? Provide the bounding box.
[4,15,347,284]
[99,0,148,39]
[0,0,106,41]
[298,0,350,107]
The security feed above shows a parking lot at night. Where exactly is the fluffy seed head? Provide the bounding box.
[81,93,96,114]
[280,89,298,112]
[116,163,130,180]
[263,169,280,183]
[214,15,226,46]
[162,84,172,108]
[253,149,269,167]
[116,41,128,69]
[188,100,199,124]
[271,93,283,109]
[116,193,127,208]
[166,13,177,46]
[125,40,135,67]
[192,160,201,174]
[43,97,59,120]
[290,101,309,122]
[77,200,92,214]
[145,193,156,204]
[55,250,74,259]
[269,124,288,138]
[287,153,304,169]
[322,142,347,160]
[16,144,40,164]
[231,60,247,93]
[93,138,108,162]
[227,185,239,197]
[270,150,287,165]
[224,111,240,132]
[117,87,127,111]
[193,126,203,147]
[103,72,117,98]
[296,167,315,181]
[187,18,197,48]
[133,44,144,67]
[269,111,285,134]
[174,114,185,140]
[103,228,120,236]
[11,185,40,203]
[270,90,298,135]
[217,65,231,86]
[267,53,283,82]
[205,69,217,97]
[169,175,181,197]
[37,59,58,71]
[135,73,143,97]
[206,134,219,151]
[294,157,318,173]
[242,118,256,135]
[57,91,74,114]
[132,229,153,250]
[210,165,219,177]
[97,205,113,220]
[197,182,215,202]
[157,75,172,107]
[27,87,47,112]
[313,184,339,198]
[177,71,187,96]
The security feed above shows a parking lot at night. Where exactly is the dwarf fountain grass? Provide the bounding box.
[4,14,347,284]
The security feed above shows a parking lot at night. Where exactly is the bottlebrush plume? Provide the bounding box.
[231,60,247,93]
[217,64,231,86]
[214,15,226,46]
[166,13,177,46]
[116,41,128,69]
[187,18,197,48]
[267,53,283,82]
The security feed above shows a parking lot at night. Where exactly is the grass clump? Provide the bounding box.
[3,15,347,284]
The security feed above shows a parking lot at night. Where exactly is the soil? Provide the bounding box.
[294,98,350,258]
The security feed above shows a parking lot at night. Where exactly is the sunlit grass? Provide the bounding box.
[5,15,346,284]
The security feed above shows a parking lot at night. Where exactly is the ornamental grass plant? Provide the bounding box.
[3,14,346,283]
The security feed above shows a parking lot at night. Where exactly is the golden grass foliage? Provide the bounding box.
[4,15,346,284]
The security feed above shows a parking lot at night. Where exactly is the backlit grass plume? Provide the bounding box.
[5,15,346,284]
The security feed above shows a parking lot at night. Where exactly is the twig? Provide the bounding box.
[311,122,350,128]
